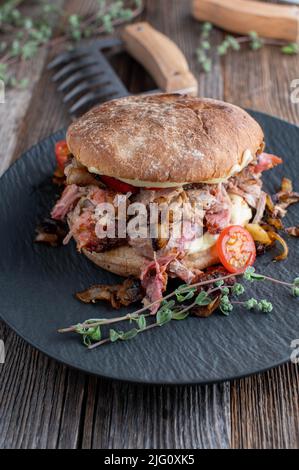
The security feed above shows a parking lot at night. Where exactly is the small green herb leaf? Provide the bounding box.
[109,329,122,343]
[232,283,245,296]
[172,311,190,321]
[156,309,172,326]
[243,267,265,282]
[137,315,147,330]
[121,328,139,341]
[195,291,212,306]
[281,43,299,55]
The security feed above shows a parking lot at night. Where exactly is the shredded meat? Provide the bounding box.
[204,184,232,234]
[140,256,175,314]
[252,191,267,224]
[226,167,263,209]
[168,259,195,284]
[51,184,84,220]
[76,278,142,309]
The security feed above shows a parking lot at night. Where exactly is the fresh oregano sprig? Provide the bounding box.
[0,0,144,88]
[58,267,299,350]
[197,23,299,73]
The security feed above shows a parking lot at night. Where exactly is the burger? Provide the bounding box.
[50,94,282,310]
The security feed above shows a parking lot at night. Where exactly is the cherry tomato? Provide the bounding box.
[55,140,70,171]
[216,225,256,273]
[254,152,282,174]
[100,175,139,194]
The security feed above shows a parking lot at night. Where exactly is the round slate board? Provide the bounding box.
[0,111,298,384]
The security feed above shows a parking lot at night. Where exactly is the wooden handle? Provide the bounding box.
[192,0,299,42]
[122,22,198,96]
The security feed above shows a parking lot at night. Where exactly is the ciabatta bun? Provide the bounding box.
[66,94,264,184]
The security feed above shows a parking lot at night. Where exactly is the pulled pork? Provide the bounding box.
[76,278,142,309]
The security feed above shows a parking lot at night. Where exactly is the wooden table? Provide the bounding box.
[0,0,299,449]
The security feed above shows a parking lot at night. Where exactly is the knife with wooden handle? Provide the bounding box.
[192,0,299,42]
[122,22,198,96]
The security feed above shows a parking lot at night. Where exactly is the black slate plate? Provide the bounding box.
[0,111,299,384]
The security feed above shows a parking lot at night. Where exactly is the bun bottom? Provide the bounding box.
[82,245,219,278]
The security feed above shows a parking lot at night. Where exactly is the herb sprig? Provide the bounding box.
[196,22,299,73]
[0,0,143,87]
[58,268,299,350]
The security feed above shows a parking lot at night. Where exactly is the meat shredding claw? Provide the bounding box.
[48,22,198,117]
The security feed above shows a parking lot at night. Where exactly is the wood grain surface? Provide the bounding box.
[0,0,298,449]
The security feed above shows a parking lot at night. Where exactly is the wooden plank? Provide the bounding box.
[0,0,64,177]
[0,321,86,449]
[231,365,299,449]
[83,381,230,449]
[223,14,299,448]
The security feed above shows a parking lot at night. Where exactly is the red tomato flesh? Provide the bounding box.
[100,175,139,194]
[55,140,70,171]
[216,225,256,273]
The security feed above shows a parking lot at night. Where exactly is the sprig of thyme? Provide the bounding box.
[58,268,299,350]
[196,22,299,73]
[0,0,143,87]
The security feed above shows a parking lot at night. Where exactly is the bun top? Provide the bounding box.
[66,94,264,184]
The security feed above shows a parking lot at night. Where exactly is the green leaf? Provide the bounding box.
[281,44,298,55]
[195,291,212,306]
[89,326,101,342]
[109,329,122,342]
[121,328,139,341]
[226,35,240,51]
[232,283,245,296]
[156,308,172,326]
[201,40,210,50]
[196,48,207,63]
[160,299,176,309]
[172,311,190,321]
[202,58,212,73]
[217,41,229,56]
[202,22,212,34]
[292,286,299,298]
[243,267,265,282]
[294,277,299,286]
[82,335,92,347]
[175,286,196,302]
[69,14,81,28]
[137,315,146,330]
[257,300,273,313]
[21,41,38,60]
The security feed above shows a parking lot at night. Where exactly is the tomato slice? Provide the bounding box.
[55,140,70,171]
[100,175,139,194]
[254,152,282,174]
[216,225,256,273]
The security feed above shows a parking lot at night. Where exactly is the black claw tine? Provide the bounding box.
[48,38,123,70]
[58,66,104,91]
[92,37,124,51]
[63,77,110,103]
[70,87,129,114]
[52,57,99,82]
[47,50,88,70]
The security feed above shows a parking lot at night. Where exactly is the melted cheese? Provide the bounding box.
[88,150,254,187]
[187,193,253,254]
[229,193,252,226]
